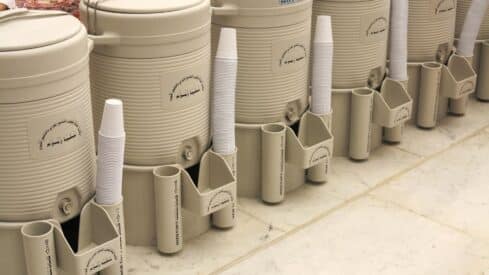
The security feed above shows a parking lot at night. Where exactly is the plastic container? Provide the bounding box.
[313,0,390,89]
[212,0,312,124]
[80,0,212,167]
[456,0,489,41]
[408,0,456,63]
[0,9,96,222]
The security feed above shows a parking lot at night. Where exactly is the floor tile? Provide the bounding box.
[238,145,419,231]
[220,196,489,275]
[238,184,344,231]
[126,211,284,275]
[373,130,489,242]
[326,145,420,199]
[397,98,489,156]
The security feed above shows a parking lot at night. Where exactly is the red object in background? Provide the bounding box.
[16,0,80,17]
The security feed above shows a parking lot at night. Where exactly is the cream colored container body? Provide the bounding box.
[455,0,489,41]
[408,0,456,63]
[312,0,390,89]
[212,0,312,124]
[80,0,211,167]
[0,10,96,222]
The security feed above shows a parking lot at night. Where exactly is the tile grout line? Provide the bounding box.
[237,206,289,233]
[211,123,489,274]
[369,194,489,247]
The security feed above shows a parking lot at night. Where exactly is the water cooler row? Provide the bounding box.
[0,0,488,274]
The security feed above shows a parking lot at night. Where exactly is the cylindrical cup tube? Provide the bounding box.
[349,89,374,160]
[384,125,403,143]
[477,40,489,101]
[153,166,183,254]
[212,150,237,229]
[449,96,469,116]
[417,62,442,128]
[99,201,127,275]
[21,222,58,275]
[261,124,286,204]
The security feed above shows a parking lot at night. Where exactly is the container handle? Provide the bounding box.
[211,5,239,16]
[88,33,121,46]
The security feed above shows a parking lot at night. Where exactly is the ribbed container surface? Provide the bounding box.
[313,0,389,89]
[212,19,311,124]
[0,81,96,222]
[91,45,211,166]
[455,0,489,40]
[408,0,456,62]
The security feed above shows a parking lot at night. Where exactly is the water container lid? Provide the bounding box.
[0,10,82,52]
[83,0,205,14]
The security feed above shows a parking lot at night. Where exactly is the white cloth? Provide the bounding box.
[0,0,16,9]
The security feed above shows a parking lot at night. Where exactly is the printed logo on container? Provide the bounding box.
[431,0,455,16]
[29,109,86,160]
[361,11,389,42]
[309,145,331,167]
[85,248,117,275]
[279,0,299,5]
[161,62,209,111]
[272,36,309,74]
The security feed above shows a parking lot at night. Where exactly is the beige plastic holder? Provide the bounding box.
[349,89,374,160]
[123,150,236,251]
[97,200,127,275]
[443,54,477,115]
[261,124,286,204]
[383,80,409,143]
[1,200,121,275]
[153,166,183,254]
[408,54,477,128]
[478,41,489,100]
[373,79,413,135]
[235,111,333,199]
[417,62,443,129]
[306,113,333,184]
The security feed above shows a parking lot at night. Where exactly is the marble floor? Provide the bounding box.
[127,98,489,275]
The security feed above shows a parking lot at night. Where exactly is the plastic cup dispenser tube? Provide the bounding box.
[308,15,333,183]
[153,166,183,254]
[451,0,489,114]
[95,99,127,275]
[385,0,408,143]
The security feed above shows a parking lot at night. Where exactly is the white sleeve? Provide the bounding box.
[0,0,16,9]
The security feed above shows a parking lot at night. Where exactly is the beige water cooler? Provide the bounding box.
[455,0,489,101]
[80,0,237,253]
[212,0,333,203]
[312,0,413,160]
[408,0,477,128]
[0,9,122,275]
